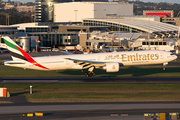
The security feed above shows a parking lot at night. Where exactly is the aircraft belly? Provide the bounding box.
[44,62,75,70]
[122,60,164,66]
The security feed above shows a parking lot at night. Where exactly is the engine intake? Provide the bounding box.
[103,62,119,72]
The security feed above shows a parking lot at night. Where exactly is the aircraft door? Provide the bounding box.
[66,60,70,65]
[160,53,164,59]
[98,56,101,61]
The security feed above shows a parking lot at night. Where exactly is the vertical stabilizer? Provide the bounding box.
[3,36,30,61]
[3,36,49,69]
[3,36,29,61]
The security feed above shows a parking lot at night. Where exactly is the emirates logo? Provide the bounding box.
[112,65,116,69]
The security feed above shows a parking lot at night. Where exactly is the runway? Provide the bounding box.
[1,76,180,84]
[2,103,180,114]
[0,103,180,120]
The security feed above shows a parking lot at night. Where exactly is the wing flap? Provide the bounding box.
[66,58,105,69]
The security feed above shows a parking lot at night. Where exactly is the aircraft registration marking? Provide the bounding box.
[106,55,119,59]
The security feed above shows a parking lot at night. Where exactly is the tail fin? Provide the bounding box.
[3,36,49,70]
[2,36,30,61]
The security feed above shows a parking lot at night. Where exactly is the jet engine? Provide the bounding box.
[103,62,119,72]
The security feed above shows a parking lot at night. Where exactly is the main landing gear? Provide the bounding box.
[84,66,96,77]
[85,71,96,77]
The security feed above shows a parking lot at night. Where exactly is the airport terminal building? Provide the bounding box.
[54,2,133,22]
[82,17,179,38]
[35,0,109,22]
[0,18,179,51]
[0,1,179,51]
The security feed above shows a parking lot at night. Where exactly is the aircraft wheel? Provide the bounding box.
[85,72,95,77]
[85,73,89,77]
[88,73,92,77]
[92,71,96,76]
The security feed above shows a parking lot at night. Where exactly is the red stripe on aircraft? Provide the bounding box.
[16,45,49,70]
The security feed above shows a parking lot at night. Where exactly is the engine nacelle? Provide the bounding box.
[103,62,119,72]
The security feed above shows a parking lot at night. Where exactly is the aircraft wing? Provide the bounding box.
[66,58,105,69]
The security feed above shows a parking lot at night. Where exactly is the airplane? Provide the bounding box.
[2,36,177,77]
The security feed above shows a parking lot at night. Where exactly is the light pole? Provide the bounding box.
[74,10,78,22]
[112,37,115,50]
[54,15,56,22]
[5,14,10,25]
[31,14,35,22]
[7,15,10,26]
[119,16,121,49]
[35,39,40,52]
[93,9,96,19]
[30,85,32,94]
[6,14,7,25]
[103,9,106,18]
[148,16,150,40]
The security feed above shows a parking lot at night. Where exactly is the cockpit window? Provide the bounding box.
[170,53,175,55]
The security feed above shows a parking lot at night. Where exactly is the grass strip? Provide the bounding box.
[0,84,180,103]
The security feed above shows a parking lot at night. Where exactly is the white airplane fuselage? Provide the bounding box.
[4,50,177,71]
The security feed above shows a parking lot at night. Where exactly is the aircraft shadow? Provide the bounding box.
[56,66,180,77]
[11,91,39,96]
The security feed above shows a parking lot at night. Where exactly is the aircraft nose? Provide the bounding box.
[175,55,178,59]
[171,53,178,60]
[173,54,178,60]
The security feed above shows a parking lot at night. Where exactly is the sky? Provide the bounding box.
[2,0,180,4]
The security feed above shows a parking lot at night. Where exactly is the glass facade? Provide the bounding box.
[0,27,18,38]
[26,27,49,32]
[142,41,167,45]
[28,33,78,47]
[0,31,16,35]
[83,20,145,33]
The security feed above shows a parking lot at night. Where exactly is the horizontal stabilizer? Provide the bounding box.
[4,61,26,65]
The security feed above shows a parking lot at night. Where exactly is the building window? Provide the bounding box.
[163,42,166,45]
[86,42,91,46]
[37,28,41,32]
[1,38,4,43]
[151,42,154,45]
[68,39,71,43]
[142,42,146,45]
[72,39,77,43]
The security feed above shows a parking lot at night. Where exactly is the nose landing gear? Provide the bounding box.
[163,62,168,70]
